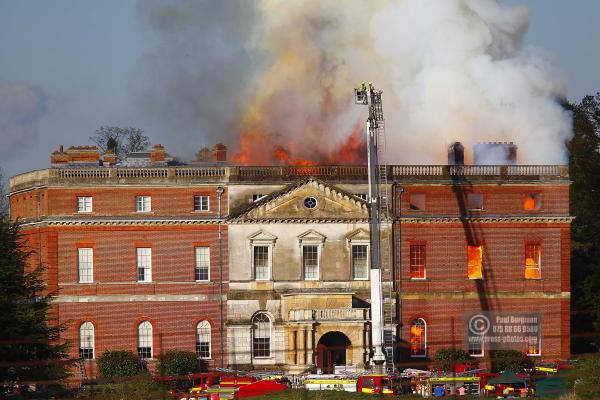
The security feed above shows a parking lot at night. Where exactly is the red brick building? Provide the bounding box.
[8,145,571,377]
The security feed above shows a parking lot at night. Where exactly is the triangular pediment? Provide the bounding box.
[346,228,370,243]
[248,230,278,243]
[297,229,327,243]
[231,177,368,222]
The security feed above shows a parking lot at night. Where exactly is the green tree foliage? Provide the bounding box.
[0,167,7,217]
[90,126,150,159]
[157,350,202,376]
[0,218,70,391]
[490,350,532,373]
[97,350,142,379]
[571,354,600,399]
[567,93,600,353]
[432,348,474,372]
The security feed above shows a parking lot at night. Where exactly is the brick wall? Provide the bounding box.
[397,223,568,293]
[401,297,569,363]
[398,184,569,215]
[45,187,228,217]
[59,300,226,369]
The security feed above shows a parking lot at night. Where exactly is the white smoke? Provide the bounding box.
[135,0,572,164]
[370,0,571,164]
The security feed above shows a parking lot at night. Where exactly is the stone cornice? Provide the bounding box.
[398,216,573,224]
[20,217,222,228]
[402,291,570,300]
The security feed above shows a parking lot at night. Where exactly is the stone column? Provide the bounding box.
[306,325,314,367]
[287,328,296,365]
[364,323,371,366]
[297,329,306,366]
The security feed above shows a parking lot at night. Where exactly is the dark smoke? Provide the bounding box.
[0,81,47,158]
[133,0,262,159]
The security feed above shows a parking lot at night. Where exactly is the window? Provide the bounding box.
[352,244,369,280]
[410,318,426,357]
[524,193,541,210]
[410,245,426,279]
[196,320,211,359]
[467,245,483,279]
[194,195,209,211]
[136,196,151,212]
[137,248,152,282]
[253,194,266,202]
[138,321,153,359]
[467,193,483,210]
[468,336,484,357]
[253,245,270,280]
[526,336,541,356]
[76,196,92,213]
[303,197,317,209]
[409,193,426,210]
[78,248,93,283]
[195,247,210,281]
[302,245,319,280]
[252,313,271,358]
[525,244,541,279]
[79,322,94,360]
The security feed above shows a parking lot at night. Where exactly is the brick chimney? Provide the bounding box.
[195,147,211,162]
[103,149,117,165]
[448,142,465,165]
[51,145,69,165]
[212,143,227,162]
[52,146,100,165]
[150,144,166,163]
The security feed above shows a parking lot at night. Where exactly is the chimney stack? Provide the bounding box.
[212,143,227,162]
[448,142,465,165]
[103,149,117,165]
[150,144,166,163]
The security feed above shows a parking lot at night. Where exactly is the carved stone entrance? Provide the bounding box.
[316,331,351,374]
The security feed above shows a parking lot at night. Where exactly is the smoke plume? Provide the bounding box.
[135,0,572,165]
[0,81,47,158]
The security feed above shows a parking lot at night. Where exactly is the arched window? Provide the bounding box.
[138,321,153,359]
[79,322,94,359]
[252,313,271,358]
[410,318,426,357]
[196,320,211,359]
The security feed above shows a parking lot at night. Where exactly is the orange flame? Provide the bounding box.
[231,122,366,166]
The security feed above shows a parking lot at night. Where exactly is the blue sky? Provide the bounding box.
[1,0,599,177]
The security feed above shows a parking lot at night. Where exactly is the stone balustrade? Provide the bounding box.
[9,164,569,192]
[288,308,370,322]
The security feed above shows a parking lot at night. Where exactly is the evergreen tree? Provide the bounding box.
[567,93,600,353]
[0,217,70,394]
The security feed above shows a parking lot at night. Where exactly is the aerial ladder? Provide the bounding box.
[354,83,395,373]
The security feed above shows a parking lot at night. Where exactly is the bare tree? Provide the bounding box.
[90,126,150,159]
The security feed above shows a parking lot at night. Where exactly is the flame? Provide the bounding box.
[467,245,483,279]
[232,122,367,166]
